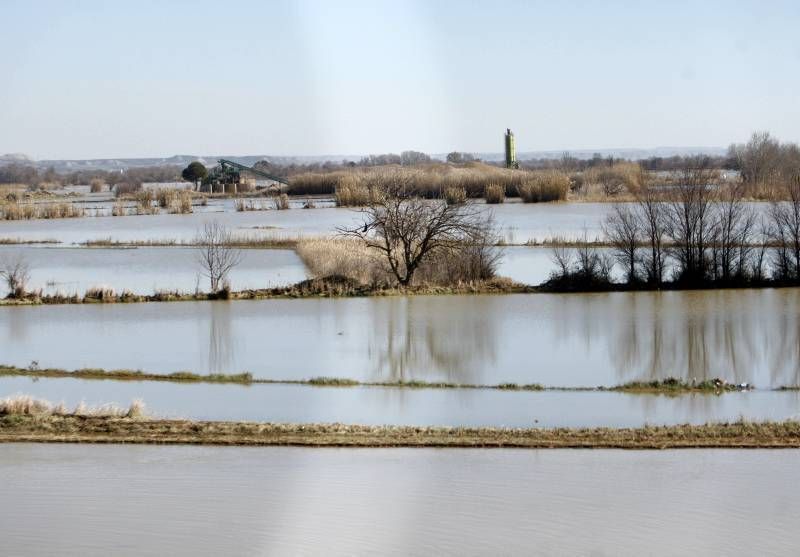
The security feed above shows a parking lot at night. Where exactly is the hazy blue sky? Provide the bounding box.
[2,0,799,159]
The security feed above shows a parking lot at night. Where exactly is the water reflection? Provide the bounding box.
[1,291,800,388]
[368,297,498,384]
[206,302,235,374]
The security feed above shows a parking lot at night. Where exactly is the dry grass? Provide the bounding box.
[443,186,467,205]
[296,238,387,284]
[484,183,505,204]
[293,163,529,200]
[89,178,106,193]
[517,171,570,202]
[334,175,381,207]
[0,394,145,418]
[2,412,799,448]
[273,193,290,210]
[0,201,84,220]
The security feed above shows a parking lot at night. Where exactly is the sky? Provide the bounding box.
[1,0,799,159]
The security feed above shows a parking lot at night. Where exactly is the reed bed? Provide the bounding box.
[484,183,506,204]
[517,171,570,202]
[0,200,84,220]
[0,394,145,418]
[293,163,533,201]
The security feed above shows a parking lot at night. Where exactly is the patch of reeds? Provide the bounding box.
[484,183,506,204]
[273,193,290,210]
[89,178,106,193]
[0,200,84,220]
[516,171,569,202]
[0,394,145,418]
[443,186,467,205]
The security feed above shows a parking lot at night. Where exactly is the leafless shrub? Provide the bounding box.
[0,254,31,298]
[196,222,243,292]
[603,203,641,283]
[339,184,501,286]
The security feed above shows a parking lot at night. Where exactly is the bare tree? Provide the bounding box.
[768,176,800,281]
[338,181,499,286]
[635,180,667,285]
[0,254,31,298]
[710,182,755,282]
[603,203,640,283]
[664,159,717,282]
[196,222,243,292]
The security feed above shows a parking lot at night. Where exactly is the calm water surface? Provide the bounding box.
[2,376,798,427]
[2,290,800,388]
[0,245,307,296]
[0,445,797,556]
[0,202,616,244]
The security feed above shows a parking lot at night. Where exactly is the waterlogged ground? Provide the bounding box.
[0,201,618,244]
[2,375,799,427]
[0,245,307,297]
[2,290,800,389]
[0,244,586,295]
[0,200,775,245]
[1,445,797,556]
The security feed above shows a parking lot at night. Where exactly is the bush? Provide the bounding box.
[273,193,290,210]
[89,178,105,193]
[517,171,569,202]
[484,183,505,204]
[443,186,467,205]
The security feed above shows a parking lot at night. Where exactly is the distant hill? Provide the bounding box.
[1,146,728,171]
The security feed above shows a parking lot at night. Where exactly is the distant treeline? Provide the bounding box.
[1,132,797,192]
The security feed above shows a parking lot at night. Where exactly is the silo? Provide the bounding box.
[504,128,518,169]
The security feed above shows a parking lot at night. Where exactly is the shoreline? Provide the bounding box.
[0,365,757,393]
[2,416,799,448]
[1,276,799,307]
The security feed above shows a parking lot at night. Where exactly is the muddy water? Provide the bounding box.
[2,376,798,427]
[0,245,307,296]
[0,445,797,556]
[2,290,800,388]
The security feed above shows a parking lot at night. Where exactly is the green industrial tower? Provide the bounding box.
[504,128,519,169]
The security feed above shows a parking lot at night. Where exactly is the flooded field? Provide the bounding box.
[0,202,618,244]
[3,375,799,427]
[0,244,577,295]
[0,245,306,296]
[2,289,800,388]
[1,444,797,556]
[0,200,774,245]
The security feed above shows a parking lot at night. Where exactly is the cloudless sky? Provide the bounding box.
[1,0,799,159]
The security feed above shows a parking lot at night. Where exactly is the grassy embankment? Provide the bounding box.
[1,412,798,448]
[0,365,754,393]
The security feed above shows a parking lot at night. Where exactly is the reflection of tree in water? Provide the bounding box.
[207,302,235,374]
[368,297,498,384]
[608,290,800,387]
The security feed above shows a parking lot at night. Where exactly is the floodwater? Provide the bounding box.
[0,200,775,245]
[3,376,799,427]
[3,290,800,388]
[0,202,617,244]
[0,244,578,295]
[0,245,307,297]
[1,445,797,556]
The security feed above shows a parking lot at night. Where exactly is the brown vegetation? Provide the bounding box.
[2,412,799,448]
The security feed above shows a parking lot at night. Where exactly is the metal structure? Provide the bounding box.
[504,128,519,169]
[205,159,289,193]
